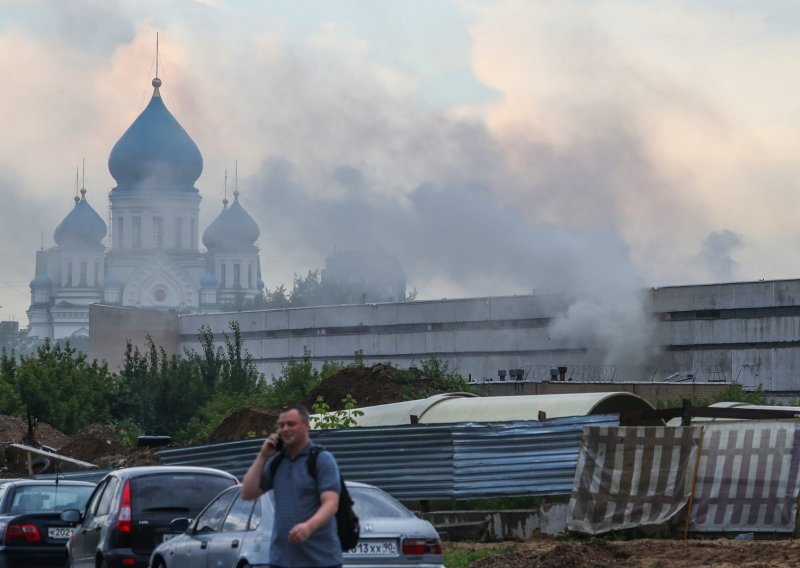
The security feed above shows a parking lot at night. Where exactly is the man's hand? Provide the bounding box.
[261,433,281,459]
[288,521,312,544]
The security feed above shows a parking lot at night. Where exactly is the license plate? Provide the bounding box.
[346,539,398,556]
[48,527,73,539]
[163,533,178,542]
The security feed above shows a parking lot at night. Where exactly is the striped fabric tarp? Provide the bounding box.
[690,422,800,533]
[567,426,701,535]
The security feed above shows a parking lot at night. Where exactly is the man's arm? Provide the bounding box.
[241,434,279,500]
[288,490,339,544]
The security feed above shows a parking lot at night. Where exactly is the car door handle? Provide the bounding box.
[231,540,239,548]
[201,541,208,550]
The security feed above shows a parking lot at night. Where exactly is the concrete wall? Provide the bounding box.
[88,304,179,370]
[86,278,800,394]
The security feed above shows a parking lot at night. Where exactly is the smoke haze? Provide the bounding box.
[2,1,800,370]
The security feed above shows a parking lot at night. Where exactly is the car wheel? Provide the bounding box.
[154,560,168,568]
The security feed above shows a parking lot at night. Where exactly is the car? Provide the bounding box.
[61,466,238,568]
[149,480,444,568]
[0,479,95,568]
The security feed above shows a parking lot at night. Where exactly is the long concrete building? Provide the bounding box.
[89,277,800,396]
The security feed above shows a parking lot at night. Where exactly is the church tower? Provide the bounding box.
[28,70,264,339]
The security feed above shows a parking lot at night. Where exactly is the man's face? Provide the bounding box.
[278,409,309,448]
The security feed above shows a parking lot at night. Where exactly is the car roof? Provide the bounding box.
[0,479,95,487]
[103,465,238,481]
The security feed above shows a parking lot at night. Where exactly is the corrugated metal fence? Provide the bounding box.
[41,415,618,500]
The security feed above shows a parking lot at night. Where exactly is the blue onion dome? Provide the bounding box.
[108,77,203,190]
[103,272,122,288]
[53,189,108,246]
[30,272,52,289]
[202,191,260,249]
[200,270,219,288]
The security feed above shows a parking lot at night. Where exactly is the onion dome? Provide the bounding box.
[53,189,107,246]
[103,272,122,288]
[30,272,52,290]
[108,77,203,190]
[202,191,260,249]
[200,270,219,288]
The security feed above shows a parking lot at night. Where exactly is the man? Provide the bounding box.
[242,404,342,568]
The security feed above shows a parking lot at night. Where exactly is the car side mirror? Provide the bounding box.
[60,509,81,523]
[170,518,191,532]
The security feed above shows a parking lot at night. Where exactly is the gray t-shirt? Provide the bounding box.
[260,442,342,567]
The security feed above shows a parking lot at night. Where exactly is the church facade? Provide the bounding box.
[28,76,263,339]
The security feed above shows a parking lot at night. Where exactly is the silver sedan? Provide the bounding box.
[149,481,444,568]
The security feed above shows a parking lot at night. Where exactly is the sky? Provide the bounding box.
[3,0,800,347]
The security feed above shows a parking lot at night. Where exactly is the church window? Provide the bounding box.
[153,217,163,248]
[66,263,73,286]
[234,263,241,288]
[175,217,183,249]
[248,263,253,288]
[80,262,87,286]
[94,262,99,286]
[133,216,142,249]
[190,218,197,250]
[116,217,124,248]
[220,263,227,288]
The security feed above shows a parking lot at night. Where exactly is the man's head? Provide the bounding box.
[278,404,311,453]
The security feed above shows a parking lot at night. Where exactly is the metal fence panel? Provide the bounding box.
[40,416,619,500]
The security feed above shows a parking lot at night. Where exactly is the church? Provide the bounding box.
[27,75,263,339]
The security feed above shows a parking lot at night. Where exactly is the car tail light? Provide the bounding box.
[116,480,132,533]
[5,522,41,542]
[121,558,135,566]
[402,537,442,555]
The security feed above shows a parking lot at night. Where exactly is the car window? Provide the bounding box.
[248,499,261,530]
[83,479,109,521]
[194,488,238,533]
[10,485,95,513]
[221,494,254,532]
[349,486,414,519]
[95,478,118,516]
[131,473,235,517]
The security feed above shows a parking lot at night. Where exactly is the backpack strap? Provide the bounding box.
[268,450,286,477]
[307,444,323,478]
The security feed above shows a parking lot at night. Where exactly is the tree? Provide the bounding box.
[14,340,113,435]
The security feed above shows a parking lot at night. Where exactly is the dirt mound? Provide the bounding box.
[208,407,281,443]
[58,424,126,462]
[0,415,70,449]
[455,537,800,568]
[302,363,430,409]
[207,363,452,443]
[58,424,161,469]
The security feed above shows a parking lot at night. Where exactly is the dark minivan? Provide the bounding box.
[62,466,238,568]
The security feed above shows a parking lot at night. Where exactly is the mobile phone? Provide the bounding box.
[274,435,284,451]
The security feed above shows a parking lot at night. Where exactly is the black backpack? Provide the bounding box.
[269,445,360,551]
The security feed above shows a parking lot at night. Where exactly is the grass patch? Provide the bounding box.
[444,543,516,568]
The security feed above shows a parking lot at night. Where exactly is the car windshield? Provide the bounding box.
[9,485,94,514]
[349,486,415,519]
[131,474,235,516]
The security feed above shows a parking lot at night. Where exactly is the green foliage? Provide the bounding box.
[0,350,22,415]
[14,340,112,435]
[353,349,365,368]
[655,381,773,409]
[107,418,145,448]
[269,347,321,408]
[177,391,268,443]
[320,360,346,380]
[443,543,516,568]
[310,394,365,430]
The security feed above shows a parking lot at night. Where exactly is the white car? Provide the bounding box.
[149,481,444,568]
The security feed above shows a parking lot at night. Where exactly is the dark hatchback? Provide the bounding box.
[62,466,238,568]
[0,479,95,568]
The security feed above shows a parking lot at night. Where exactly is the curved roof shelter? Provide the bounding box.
[340,391,655,427]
